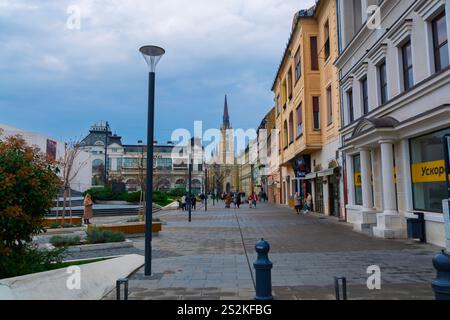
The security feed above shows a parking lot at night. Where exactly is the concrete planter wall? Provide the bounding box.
[43,217,82,227]
[66,239,134,253]
[89,222,162,235]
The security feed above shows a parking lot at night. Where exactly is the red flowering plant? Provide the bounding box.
[0,132,64,278]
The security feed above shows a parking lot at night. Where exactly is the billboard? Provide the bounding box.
[46,139,57,161]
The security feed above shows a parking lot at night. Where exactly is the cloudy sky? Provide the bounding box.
[0,0,315,145]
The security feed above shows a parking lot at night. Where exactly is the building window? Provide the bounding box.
[283,121,288,148]
[267,134,272,157]
[156,158,172,170]
[295,48,301,81]
[378,60,388,105]
[276,95,280,114]
[432,11,449,73]
[324,20,330,61]
[402,40,414,91]
[353,154,363,206]
[310,36,319,70]
[360,77,369,115]
[410,127,450,213]
[347,89,354,123]
[281,80,287,109]
[327,86,332,126]
[288,112,294,144]
[287,68,293,99]
[313,96,320,130]
[296,103,303,137]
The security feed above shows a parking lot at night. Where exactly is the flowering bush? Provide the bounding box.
[0,134,62,278]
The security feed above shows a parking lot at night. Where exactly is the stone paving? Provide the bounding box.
[99,201,439,300]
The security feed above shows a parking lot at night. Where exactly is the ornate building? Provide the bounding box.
[80,122,205,193]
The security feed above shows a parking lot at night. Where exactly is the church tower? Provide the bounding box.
[218,95,235,166]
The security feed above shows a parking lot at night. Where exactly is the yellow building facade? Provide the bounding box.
[272,0,342,217]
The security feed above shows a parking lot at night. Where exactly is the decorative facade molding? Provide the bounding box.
[368,43,388,66]
[353,62,369,80]
[414,0,445,21]
[342,75,354,92]
[388,19,413,47]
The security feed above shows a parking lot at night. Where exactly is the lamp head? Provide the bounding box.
[139,45,165,72]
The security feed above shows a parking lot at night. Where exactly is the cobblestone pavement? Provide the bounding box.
[101,202,439,300]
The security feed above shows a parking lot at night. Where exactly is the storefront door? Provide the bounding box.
[315,178,324,214]
[329,174,340,217]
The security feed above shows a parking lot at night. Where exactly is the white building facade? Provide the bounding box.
[0,123,92,192]
[336,0,450,246]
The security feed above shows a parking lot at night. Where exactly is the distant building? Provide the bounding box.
[0,123,92,192]
[80,122,205,194]
[207,96,240,194]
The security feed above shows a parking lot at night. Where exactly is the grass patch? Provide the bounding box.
[49,257,110,270]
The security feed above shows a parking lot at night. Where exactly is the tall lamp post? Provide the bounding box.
[140,45,165,276]
[188,138,194,222]
[104,121,109,184]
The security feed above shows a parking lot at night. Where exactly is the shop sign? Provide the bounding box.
[354,172,362,187]
[411,160,450,183]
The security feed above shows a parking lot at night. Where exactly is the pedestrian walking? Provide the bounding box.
[83,193,93,225]
[252,192,258,208]
[294,192,302,215]
[225,192,232,208]
[236,192,241,209]
[303,192,312,214]
[192,195,197,210]
[181,195,187,211]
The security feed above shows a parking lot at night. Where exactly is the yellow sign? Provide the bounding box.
[354,172,362,187]
[411,160,450,183]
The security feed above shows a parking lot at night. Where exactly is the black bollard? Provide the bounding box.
[254,238,273,300]
[432,250,450,300]
[116,278,129,300]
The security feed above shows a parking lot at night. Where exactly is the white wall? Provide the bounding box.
[0,124,92,192]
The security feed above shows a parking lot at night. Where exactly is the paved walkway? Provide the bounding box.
[102,202,439,300]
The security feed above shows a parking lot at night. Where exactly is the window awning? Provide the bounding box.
[304,172,317,180]
[317,168,335,177]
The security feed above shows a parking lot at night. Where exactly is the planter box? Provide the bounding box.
[67,239,134,253]
[45,226,86,235]
[88,222,162,235]
[43,217,82,227]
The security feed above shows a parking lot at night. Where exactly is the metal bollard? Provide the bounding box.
[334,277,347,301]
[254,238,273,300]
[116,278,129,300]
[432,250,450,300]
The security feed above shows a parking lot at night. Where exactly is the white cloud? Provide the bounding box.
[0,0,316,77]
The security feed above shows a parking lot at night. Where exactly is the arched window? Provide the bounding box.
[157,179,171,192]
[92,159,104,171]
[288,112,294,144]
[175,179,186,189]
[283,121,288,148]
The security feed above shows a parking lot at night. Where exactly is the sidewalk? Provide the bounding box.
[102,202,439,300]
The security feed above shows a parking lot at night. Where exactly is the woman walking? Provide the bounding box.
[294,192,302,215]
[83,193,93,225]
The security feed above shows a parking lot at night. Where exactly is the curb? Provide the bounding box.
[67,239,134,253]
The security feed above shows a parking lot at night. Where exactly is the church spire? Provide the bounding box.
[222,95,231,129]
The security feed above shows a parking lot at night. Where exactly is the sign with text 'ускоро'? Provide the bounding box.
[411,160,450,183]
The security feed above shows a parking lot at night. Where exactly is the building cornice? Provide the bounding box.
[387,19,413,47]
[414,0,445,21]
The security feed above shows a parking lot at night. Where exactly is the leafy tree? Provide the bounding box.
[0,134,62,278]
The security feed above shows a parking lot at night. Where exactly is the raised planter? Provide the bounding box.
[44,226,86,235]
[89,222,162,235]
[43,217,82,227]
[66,239,133,253]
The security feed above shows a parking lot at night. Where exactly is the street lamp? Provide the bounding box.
[188,138,194,222]
[140,45,165,276]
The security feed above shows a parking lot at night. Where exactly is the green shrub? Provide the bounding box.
[86,227,125,244]
[50,235,81,247]
[0,246,66,279]
[124,191,141,203]
[49,222,61,229]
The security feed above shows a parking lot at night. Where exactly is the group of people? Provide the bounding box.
[178,194,198,211]
[294,192,312,215]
